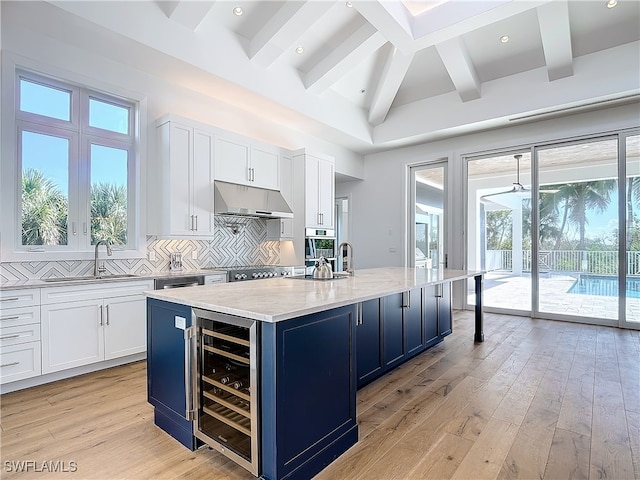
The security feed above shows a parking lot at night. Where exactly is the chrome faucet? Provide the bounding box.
[337,241,354,275]
[94,240,113,276]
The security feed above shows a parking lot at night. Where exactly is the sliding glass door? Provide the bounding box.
[465,130,639,329]
[623,134,640,327]
[466,152,532,312]
[536,139,619,324]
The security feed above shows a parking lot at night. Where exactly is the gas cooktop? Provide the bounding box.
[225,265,304,282]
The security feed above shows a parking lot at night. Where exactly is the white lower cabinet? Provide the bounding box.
[41,300,103,373]
[103,295,148,360]
[40,281,152,374]
[1,289,42,384]
[1,342,41,384]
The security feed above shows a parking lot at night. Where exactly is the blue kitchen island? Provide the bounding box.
[146,267,483,480]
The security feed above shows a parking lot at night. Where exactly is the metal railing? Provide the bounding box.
[486,250,640,275]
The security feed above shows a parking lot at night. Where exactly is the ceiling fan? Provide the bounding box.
[480,154,558,203]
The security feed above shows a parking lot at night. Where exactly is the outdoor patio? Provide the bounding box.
[470,271,640,323]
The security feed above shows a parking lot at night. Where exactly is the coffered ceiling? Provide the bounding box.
[10,1,640,153]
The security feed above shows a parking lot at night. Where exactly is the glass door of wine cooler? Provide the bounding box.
[191,309,259,476]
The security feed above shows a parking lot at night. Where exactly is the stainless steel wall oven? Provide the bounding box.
[187,308,259,476]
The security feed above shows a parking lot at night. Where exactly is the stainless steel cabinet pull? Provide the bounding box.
[194,215,198,231]
[356,303,363,325]
[99,305,104,326]
[1,316,20,321]
[83,222,87,235]
[72,222,77,235]
[435,285,443,298]
[1,362,20,368]
[1,298,20,302]
[106,304,110,326]
[0,334,21,340]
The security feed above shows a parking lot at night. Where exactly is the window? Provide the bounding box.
[15,70,136,253]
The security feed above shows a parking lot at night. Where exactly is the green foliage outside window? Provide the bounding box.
[22,169,127,246]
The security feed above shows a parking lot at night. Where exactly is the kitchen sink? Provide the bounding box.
[42,274,138,282]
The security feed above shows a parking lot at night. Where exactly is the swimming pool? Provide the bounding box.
[569,274,640,298]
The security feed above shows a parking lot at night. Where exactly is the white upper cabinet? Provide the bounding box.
[304,153,335,229]
[215,134,280,190]
[149,117,214,237]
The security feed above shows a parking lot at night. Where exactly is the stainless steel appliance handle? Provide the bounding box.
[184,326,197,421]
[163,282,200,289]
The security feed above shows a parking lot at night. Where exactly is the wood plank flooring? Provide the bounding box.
[1,312,638,479]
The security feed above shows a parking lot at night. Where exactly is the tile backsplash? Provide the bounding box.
[0,217,280,282]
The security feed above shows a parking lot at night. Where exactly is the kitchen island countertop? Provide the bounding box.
[145,267,483,323]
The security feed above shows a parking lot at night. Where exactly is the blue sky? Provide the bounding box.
[20,79,128,193]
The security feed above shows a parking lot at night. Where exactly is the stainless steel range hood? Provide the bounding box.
[213,180,293,219]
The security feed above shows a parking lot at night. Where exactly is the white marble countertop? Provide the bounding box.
[146,267,483,322]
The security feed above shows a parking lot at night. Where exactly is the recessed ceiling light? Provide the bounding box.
[233,6,244,16]
[346,1,353,7]
[606,0,617,8]
[500,35,510,44]
[295,46,304,54]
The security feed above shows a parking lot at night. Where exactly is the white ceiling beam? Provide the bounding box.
[537,1,573,81]
[369,46,414,125]
[248,1,333,68]
[353,0,414,53]
[412,0,552,50]
[303,22,386,94]
[161,0,215,31]
[435,37,480,102]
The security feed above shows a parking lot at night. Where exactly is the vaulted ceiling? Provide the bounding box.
[12,1,640,153]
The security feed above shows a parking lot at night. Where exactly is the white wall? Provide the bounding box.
[337,103,640,281]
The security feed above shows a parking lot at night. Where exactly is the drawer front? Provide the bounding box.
[0,342,42,384]
[0,323,41,347]
[0,305,40,328]
[0,289,41,309]
[41,280,154,305]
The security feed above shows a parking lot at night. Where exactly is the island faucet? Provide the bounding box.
[94,240,113,276]
[337,241,354,275]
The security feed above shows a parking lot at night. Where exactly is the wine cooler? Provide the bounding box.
[187,308,259,476]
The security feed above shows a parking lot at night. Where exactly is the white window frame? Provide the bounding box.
[1,58,146,261]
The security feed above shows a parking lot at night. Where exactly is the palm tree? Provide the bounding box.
[91,182,127,245]
[553,180,617,250]
[21,168,67,245]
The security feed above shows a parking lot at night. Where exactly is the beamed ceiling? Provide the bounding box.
[7,0,640,154]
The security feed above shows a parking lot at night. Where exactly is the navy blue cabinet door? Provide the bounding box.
[423,286,440,347]
[403,288,424,358]
[147,299,197,450]
[382,293,405,369]
[356,298,383,388]
[261,305,358,480]
[438,283,453,337]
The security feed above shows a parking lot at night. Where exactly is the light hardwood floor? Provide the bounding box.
[1,312,638,479]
